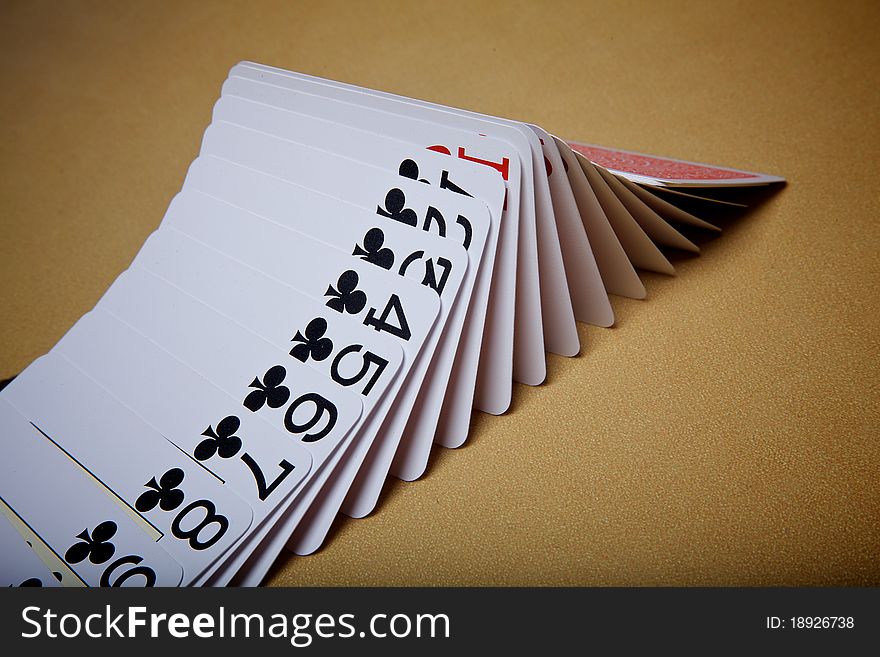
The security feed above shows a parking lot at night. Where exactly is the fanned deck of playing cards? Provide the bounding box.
[0,61,783,587]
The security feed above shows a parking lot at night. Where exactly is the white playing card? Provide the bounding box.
[553,136,646,299]
[595,165,699,253]
[228,62,554,395]
[54,308,320,509]
[0,496,84,588]
[615,175,721,232]
[0,397,184,587]
[0,508,62,587]
[118,223,439,576]
[575,152,675,275]
[528,124,614,329]
[2,354,253,585]
[149,195,448,514]
[642,184,748,208]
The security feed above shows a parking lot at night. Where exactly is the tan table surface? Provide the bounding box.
[1,0,877,586]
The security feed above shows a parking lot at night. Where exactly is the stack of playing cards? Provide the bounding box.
[0,61,783,587]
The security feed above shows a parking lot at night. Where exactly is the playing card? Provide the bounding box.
[528,125,614,328]
[113,252,403,410]
[0,509,62,587]
[0,397,184,587]
[567,141,785,188]
[181,156,478,444]
[639,183,750,207]
[213,90,506,219]
[595,165,700,253]
[2,354,253,585]
[576,153,675,275]
[0,496,83,588]
[615,175,721,231]
[101,258,398,576]
[553,137,646,299]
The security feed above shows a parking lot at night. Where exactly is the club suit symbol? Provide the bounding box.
[324,270,367,315]
[353,228,395,270]
[398,158,430,184]
[64,521,117,565]
[377,188,418,227]
[290,317,334,363]
[195,416,243,461]
[135,468,185,513]
[17,578,43,587]
[243,365,291,412]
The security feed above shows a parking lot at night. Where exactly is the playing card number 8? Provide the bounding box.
[136,468,229,552]
[170,500,229,551]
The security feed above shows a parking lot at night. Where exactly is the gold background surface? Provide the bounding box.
[1,0,877,586]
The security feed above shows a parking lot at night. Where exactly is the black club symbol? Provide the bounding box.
[64,521,117,565]
[398,158,429,183]
[18,578,43,587]
[353,228,395,270]
[290,317,334,363]
[376,188,418,227]
[243,365,290,412]
[135,468,185,513]
[325,270,367,315]
[195,415,243,461]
